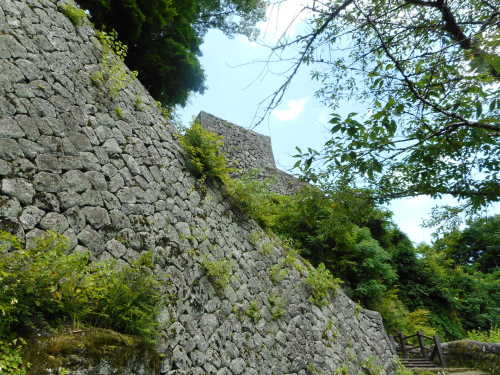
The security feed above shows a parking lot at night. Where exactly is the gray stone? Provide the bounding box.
[39,212,69,233]
[0,197,22,219]
[117,187,136,204]
[0,118,24,138]
[101,191,120,210]
[35,154,61,171]
[0,34,27,58]
[105,239,127,259]
[175,222,191,238]
[123,154,140,175]
[1,178,34,204]
[103,138,122,153]
[0,160,12,176]
[25,228,47,250]
[81,206,110,229]
[85,171,107,191]
[33,172,62,193]
[0,139,23,160]
[229,358,245,374]
[77,226,104,253]
[63,170,91,192]
[109,173,124,193]
[19,205,45,229]
[80,190,103,207]
[58,191,81,209]
[33,192,61,212]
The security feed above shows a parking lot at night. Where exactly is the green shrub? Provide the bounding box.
[201,257,233,290]
[225,170,282,227]
[91,30,138,99]
[179,122,231,184]
[0,231,163,343]
[304,263,341,307]
[466,326,500,342]
[58,4,87,26]
[0,339,27,375]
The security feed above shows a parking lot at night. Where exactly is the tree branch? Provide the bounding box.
[252,0,355,127]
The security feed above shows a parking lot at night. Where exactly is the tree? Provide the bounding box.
[262,0,499,210]
[434,214,500,272]
[267,185,397,306]
[78,0,266,106]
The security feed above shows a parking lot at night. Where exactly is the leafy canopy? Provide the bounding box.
[264,0,499,210]
[77,0,266,106]
[433,214,500,272]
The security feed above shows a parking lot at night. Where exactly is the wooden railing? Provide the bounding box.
[393,331,446,367]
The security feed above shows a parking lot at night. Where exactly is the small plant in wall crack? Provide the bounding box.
[244,300,261,322]
[90,30,138,100]
[201,257,233,290]
[269,264,288,284]
[304,263,341,307]
[268,294,286,320]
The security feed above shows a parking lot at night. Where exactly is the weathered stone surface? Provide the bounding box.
[39,212,69,233]
[2,178,35,204]
[0,139,23,160]
[33,172,63,193]
[442,340,500,375]
[19,205,45,229]
[63,170,91,192]
[198,111,305,195]
[0,118,24,138]
[81,206,110,229]
[0,1,396,374]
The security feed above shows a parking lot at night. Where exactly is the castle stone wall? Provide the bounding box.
[197,111,306,195]
[0,1,395,373]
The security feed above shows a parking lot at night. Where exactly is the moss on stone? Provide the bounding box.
[443,340,499,375]
[58,4,87,27]
[23,327,161,375]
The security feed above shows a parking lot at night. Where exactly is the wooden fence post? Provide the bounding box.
[433,335,446,367]
[417,331,426,358]
[398,332,407,358]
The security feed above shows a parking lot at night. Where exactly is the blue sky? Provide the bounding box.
[178,2,499,244]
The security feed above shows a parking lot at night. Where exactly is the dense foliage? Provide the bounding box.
[264,0,499,211]
[77,0,266,106]
[226,172,499,339]
[0,231,163,342]
[433,215,500,272]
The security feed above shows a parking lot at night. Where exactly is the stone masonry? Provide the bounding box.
[0,0,396,373]
[197,111,306,195]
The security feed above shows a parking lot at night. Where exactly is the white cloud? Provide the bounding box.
[272,97,308,121]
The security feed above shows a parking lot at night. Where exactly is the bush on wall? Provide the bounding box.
[0,231,164,343]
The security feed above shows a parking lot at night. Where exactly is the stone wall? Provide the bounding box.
[197,111,306,195]
[0,1,396,374]
[442,340,500,375]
